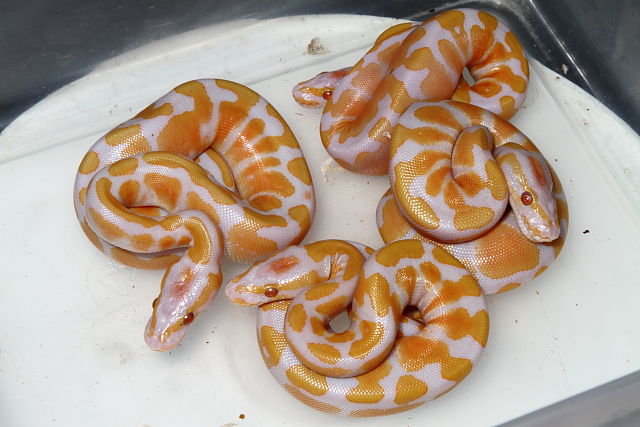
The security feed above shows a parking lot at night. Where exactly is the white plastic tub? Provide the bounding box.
[1,15,639,426]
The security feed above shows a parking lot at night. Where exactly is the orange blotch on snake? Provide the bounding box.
[88,208,126,241]
[105,124,151,156]
[226,220,279,262]
[238,155,280,180]
[244,170,295,198]
[478,10,499,32]
[368,117,392,145]
[324,89,367,132]
[130,233,154,252]
[500,96,517,118]
[473,79,502,98]
[270,256,299,274]
[529,156,550,188]
[287,157,313,186]
[260,324,288,367]
[108,157,139,176]
[397,336,472,381]
[351,62,384,92]
[345,360,393,404]
[307,343,342,365]
[430,307,489,345]
[348,320,386,360]
[326,329,356,343]
[354,150,386,176]
[315,295,349,317]
[185,191,222,225]
[419,261,442,285]
[137,102,173,120]
[184,218,213,265]
[496,282,521,293]
[394,375,429,405]
[118,180,141,206]
[177,235,192,246]
[475,222,540,279]
[375,240,425,267]
[305,282,340,301]
[156,81,213,155]
[158,236,177,251]
[356,273,391,318]
[143,173,182,211]
[438,38,465,73]
[78,187,88,205]
[425,275,481,314]
[287,304,307,333]
[286,365,330,396]
[376,38,404,66]
[414,104,461,131]
[78,151,100,174]
[288,204,312,245]
[310,317,327,336]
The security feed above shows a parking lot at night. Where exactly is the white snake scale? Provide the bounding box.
[73,7,568,418]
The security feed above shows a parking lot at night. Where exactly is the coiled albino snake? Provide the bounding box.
[292,8,529,176]
[378,100,568,295]
[293,8,568,294]
[226,8,568,416]
[73,79,315,351]
[226,239,488,417]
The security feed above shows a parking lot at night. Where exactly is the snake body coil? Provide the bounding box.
[74,79,315,350]
[228,8,568,416]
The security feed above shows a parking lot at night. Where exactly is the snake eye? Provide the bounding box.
[521,191,533,206]
[264,286,279,298]
[182,312,195,326]
[152,298,159,309]
[322,90,333,100]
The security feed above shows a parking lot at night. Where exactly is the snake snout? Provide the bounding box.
[224,280,265,306]
[144,318,185,352]
[520,213,561,243]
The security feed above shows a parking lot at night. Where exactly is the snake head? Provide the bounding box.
[144,262,222,351]
[225,246,312,306]
[495,143,560,242]
[291,68,349,108]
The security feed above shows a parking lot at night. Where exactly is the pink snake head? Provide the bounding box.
[144,254,223,352]
[291,68,350,108]
[225,245,313,306]
[495,143,560,242]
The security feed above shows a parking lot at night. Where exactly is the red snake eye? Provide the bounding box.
[182,312,195,326]
[322,90,333,100]
[521,191,533,206]
[264,286,279,298]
